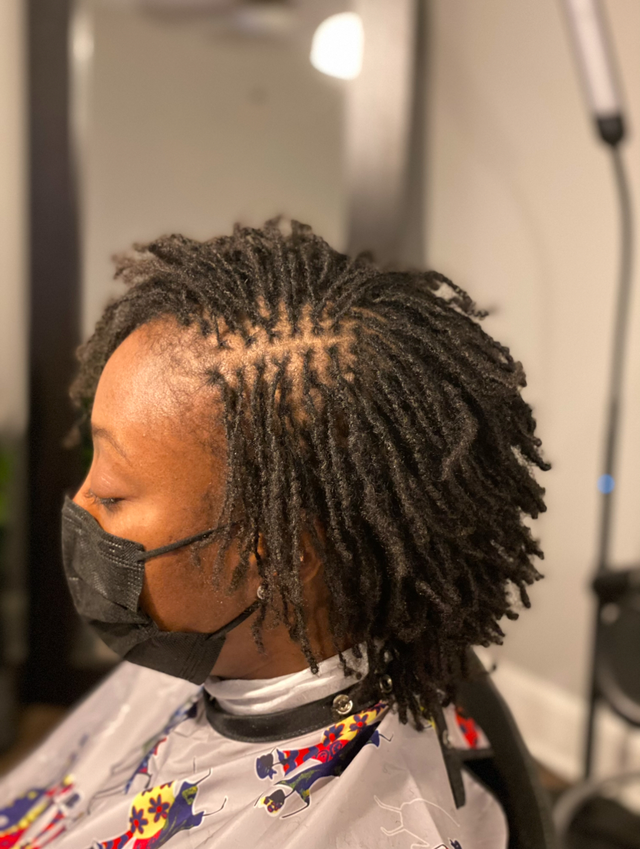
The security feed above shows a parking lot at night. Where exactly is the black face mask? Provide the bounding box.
[61,496,260,684]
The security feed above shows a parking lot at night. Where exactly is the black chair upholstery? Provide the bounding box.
[552,566,640,845]
[584,564,640,776]
[591,566,640,731]
[456,651,559,849]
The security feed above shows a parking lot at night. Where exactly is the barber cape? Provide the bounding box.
[0,650,507,849]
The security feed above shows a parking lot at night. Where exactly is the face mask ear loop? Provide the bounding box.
[138,523,237,562]
[202,584,265,640]
[215,598,261,637]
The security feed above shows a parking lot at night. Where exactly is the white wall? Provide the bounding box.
[80,0,347,338]
[0,0,27,436]
[426,0,640,707]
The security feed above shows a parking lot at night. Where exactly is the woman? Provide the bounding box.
[0,220,550,848]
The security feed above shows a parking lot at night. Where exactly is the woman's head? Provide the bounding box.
[70,218,551,725]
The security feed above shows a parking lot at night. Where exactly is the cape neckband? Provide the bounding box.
[203,679,382,744]
[204,646,370,716]
[203,681,474,811]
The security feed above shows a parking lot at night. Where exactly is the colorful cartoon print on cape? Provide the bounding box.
[91,775,226,849]
[453,708,481,750]
[255,701,390,818]
[87,696,200,813]
[0,695,201,849]
[0,738,87,849]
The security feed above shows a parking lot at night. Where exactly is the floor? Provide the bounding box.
[0,705,68,777]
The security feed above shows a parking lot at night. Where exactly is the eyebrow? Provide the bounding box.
[91,424,130,461]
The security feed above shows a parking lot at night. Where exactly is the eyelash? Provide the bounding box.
[84,489,123,513]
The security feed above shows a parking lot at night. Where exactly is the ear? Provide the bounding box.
[298,529,323,586]
[253,522,324,584]
[255,533,268,562]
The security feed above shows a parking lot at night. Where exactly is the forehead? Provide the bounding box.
[91,321,226,477]
[94,323,187,424]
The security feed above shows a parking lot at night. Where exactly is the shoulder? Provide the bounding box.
[0,663,201,795]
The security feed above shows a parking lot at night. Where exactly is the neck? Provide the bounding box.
[211,592,350,680]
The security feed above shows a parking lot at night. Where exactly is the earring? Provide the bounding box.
[257,584,267,601]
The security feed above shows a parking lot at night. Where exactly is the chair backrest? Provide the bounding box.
[593,566,640,726]
[456,652,559,849]
[584,565,640,775]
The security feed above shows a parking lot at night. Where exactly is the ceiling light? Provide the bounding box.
[310,12,364,80]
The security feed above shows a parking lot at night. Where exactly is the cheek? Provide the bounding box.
[140,553,219,631]
[139,540,254,632]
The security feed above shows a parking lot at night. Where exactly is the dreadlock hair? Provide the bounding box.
[70,218,551,728]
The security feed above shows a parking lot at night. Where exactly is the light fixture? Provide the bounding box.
[310,12,364,80]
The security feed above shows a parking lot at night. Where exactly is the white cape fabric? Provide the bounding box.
[0,653,508,849]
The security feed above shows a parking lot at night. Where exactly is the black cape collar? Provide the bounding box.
[203,679,378,744]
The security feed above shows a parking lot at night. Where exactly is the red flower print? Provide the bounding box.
[349,715,368,732]
[147,795,170,823]
[129,806,148,834]
[322,724,345,745]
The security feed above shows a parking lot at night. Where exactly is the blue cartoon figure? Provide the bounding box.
[255,702,389,817]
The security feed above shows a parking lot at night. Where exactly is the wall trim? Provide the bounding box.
[478,652,640,782]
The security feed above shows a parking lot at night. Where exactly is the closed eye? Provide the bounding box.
[84,488,124,513]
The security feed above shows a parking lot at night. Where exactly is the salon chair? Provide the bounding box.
[457,650,559,849]
[553,565,640,848]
